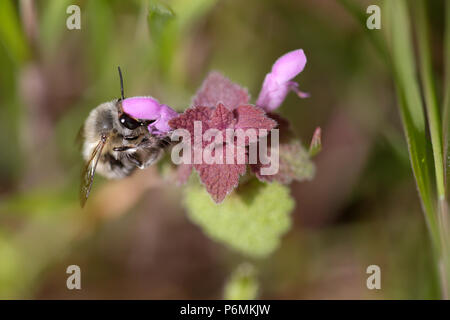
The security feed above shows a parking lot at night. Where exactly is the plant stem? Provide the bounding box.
[415,0,450,298]
[441,0,450,301]
[444,0,450,194]
[385,0,439,247]
[416,1,445,199]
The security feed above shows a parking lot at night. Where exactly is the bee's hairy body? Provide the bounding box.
[82,100,168,179]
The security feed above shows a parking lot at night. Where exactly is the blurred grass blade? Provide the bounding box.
[384,0,438,248]
[341,0,448,298]
[337,0,389,66]
[148,0,175,42]
[416,0,445,199]
[442,1,450,298]
[148,0,217,80]
[86,0,113,74]
[40,0,72,55]
[0,0,29,64]
[415,0,450,298]
[444,0,450,198]
[415,0,449,298]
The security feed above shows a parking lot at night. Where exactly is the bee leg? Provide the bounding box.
[124,135,139,141]
[126,153,144,169]
[113,145,137,152]
[137,135,172,149]
[158,136,173,148]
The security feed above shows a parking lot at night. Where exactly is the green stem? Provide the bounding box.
[416,0,449,299]
[416,0,445,199]
[444,0,450,194]
[440,0,450,301]
[385,0,448,297]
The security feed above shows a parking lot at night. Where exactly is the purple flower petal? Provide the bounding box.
[122,96,160,119]
[272,49,307,82]
[256,49,308,111]
[156,104,179,134]
[122,96,178,135]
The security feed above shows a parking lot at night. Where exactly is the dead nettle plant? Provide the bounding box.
[169,49,320,258]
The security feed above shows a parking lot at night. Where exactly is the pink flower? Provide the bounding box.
[122,96,178,135]
[256,49,308,112]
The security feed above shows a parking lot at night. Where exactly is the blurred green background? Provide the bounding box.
[0,0,446,299]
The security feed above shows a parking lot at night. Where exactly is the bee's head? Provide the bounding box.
[118,106,153,130]
[116,66,154,131]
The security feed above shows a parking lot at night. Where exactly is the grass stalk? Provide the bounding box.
[444,0,450,194]
[341,0,450,298]
[415,0,450,298]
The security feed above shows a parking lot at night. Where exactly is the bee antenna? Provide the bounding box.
[118,66,125,101]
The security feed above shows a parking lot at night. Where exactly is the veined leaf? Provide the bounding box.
[183,178,294,258]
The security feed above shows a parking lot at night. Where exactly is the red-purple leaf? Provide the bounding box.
[234,105,277,132]
[193,72,249,110]
[209,103,235,130]
[171,84,282,202]
[266,112,293,142]
[195,158,246,203]
[168,106,211,140]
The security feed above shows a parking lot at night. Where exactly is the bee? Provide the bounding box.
[80,67,177,207]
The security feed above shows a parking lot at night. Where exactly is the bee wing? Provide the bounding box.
[75,124,85,151]
[80,136,107,207]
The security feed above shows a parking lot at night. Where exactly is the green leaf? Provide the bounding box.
[183,178,294,258]
[224,263,259,300]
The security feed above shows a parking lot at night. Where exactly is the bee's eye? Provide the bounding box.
[119,113,140,130]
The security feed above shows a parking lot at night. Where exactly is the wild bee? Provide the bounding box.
[80,67,178,207]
